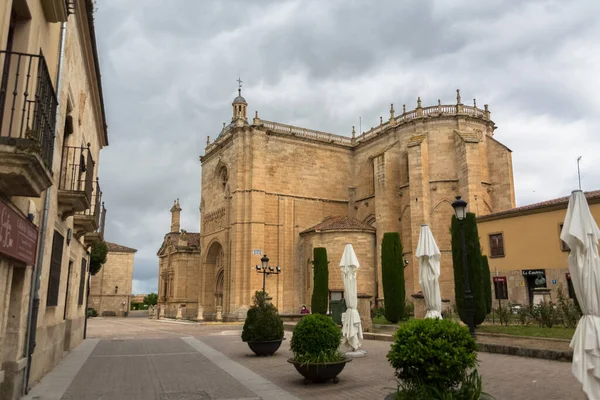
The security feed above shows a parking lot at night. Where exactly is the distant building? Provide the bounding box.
[89,242,137,316]
[478,190,600,306]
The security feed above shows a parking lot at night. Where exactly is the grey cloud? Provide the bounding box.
[94,0,600,293]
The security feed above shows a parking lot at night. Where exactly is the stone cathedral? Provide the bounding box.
[157,87,515,321]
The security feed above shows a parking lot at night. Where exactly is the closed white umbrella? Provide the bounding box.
[339,244,363,352]
[561,190,600,399]
[416,224,443,319]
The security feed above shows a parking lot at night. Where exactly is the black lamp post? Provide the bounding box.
[452,196,476,337]
[255,254,281,293]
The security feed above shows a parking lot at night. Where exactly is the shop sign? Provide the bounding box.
[0,199,38,265]
[522,269,545,276]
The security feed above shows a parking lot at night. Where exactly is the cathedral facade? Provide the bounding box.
[158,88,515,321]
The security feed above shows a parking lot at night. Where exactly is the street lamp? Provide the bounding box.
[255,254,281,293]
[452,196,475,337]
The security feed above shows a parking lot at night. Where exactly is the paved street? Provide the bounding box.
[23,316,586,400]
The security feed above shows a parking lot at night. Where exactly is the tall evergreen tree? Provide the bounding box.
[450,213,487,326]
[381,232,406,323]
[311,247,329,315]
[481,255,492,314]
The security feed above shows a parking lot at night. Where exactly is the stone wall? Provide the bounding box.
[90,251,134,316]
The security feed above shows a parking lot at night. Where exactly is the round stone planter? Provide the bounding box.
[287,358,352,383]
[246,339,284,356]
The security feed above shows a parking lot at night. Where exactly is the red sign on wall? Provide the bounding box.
[0,199,38,265]
[493,276,508,300]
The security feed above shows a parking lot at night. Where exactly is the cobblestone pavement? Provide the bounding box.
[27,317,585,400]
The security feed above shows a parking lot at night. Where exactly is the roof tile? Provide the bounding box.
[300,215,375,235]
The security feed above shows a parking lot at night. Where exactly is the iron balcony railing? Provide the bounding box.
[59,145,95,201]
[78,178,102,226]
[0,50,58,168]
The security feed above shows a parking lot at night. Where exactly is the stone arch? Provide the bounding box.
[203,241,225,313]
[215,269,224,308]
[430,199,454,251]
[482,200,493,216]
[364,213,376,228]
[400,151,409,184]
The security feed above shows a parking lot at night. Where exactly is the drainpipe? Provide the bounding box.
[22,20,67,395]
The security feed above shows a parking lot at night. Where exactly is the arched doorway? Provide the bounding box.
[204,241,225,313]
[215,269,224,308]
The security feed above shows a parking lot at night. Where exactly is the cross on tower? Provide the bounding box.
[237,77,243,95]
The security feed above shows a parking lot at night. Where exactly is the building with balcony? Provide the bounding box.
[0,1,108,398]
[89,242,136,317]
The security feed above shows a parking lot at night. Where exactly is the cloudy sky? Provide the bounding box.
[94,0,600,294]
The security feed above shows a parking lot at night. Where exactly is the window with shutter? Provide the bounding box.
[489,233,505,258]
[47,230,64,307]
[78,258,87,305]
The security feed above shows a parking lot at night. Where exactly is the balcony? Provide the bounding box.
[57,145,94,219]
[0,50,57,197]
[83,201,106,247]
[73,179,101,240]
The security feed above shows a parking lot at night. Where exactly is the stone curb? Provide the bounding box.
[477,343,573,362]
[284,322,573,362]
[476,331,572,343]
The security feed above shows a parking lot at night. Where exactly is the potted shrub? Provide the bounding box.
[288,313,351,384]
[386,318,494,399]
[241,291,284,356]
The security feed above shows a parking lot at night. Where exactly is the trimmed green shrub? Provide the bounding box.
[311,248,329,315]
[450,213,487,326]
[87,307,98,317]
[291,313,343,365]
[382,232,405,323]
[90,241,108,275]
[242,291,284,342]
[481,256,492,315]
[387,319,478,394]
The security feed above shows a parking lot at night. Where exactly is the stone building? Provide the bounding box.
[478,190,600,306]
[89,242,136,317]
[175,86,516,322]
[0,0,108,398]
[157,200,201,319]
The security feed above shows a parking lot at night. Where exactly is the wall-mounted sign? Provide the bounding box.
[0,199,38,265]
[522,269,545,276]
[552,280,557,285]
[520,282,525,286]
[253,249,262,255]
[493,276,508,300]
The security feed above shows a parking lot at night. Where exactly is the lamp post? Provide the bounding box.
[452,196,475,337]
[255,254,281,293]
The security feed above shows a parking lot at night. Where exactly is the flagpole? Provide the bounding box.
[577,156,582,190]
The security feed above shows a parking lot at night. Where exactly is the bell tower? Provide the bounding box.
[232,77,247,122]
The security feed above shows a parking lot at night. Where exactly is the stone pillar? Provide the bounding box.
[411,292,426,319]
[159,305,165,319]
[357,294,372,333]
[216,306,223,322]
[176,305,183,320]
[197,306,204,321]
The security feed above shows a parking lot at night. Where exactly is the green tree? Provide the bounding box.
[311,247,329,315]
[481,255,492,314]
[450,213,487,326]
[381,232,405,323]
[144,293,158,306]
[90,241,108,275]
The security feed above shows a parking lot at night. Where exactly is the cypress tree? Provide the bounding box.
[481,255,492,315]
[311,247,329,315]
[450,213,487,326]
[381,232,405,323]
